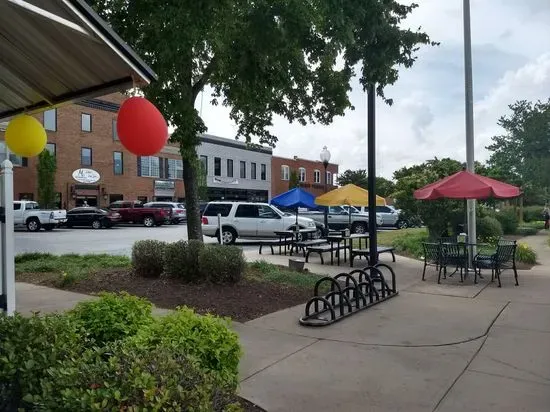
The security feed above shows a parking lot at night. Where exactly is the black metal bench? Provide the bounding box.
[350,246,396,267]
[292,239,328,256]
[258,239,292,255]
[306,243,347,265]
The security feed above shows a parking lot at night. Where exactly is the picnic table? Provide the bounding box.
[269,229,318,255]
[306,233,369,266]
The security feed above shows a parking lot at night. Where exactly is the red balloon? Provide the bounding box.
[117,97,168,156]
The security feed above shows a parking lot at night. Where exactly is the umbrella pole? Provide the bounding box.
[367,84,378,266]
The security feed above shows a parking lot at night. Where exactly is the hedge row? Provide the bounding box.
[0,292,242,411]
[132,240,246,283]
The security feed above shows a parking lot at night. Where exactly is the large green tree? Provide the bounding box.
[88,0,435,240]
[486,99,550,204]
[37,150,57,209]
[337,169,395,197]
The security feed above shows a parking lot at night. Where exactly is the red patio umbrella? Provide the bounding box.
[414,170,521,200]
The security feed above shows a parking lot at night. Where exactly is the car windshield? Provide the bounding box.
[100,208,110,213]
[269,205,286,217]
[177,204,185,209]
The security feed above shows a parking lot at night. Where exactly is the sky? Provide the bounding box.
[195,0,550,180]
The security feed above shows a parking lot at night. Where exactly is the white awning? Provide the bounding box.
[0,0,157,120]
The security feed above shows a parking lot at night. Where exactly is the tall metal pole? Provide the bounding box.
[367,84,377,265]
[323,162,329,231]
[463,0,476,245]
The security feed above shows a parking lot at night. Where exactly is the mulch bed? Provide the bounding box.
[17,269,313,323]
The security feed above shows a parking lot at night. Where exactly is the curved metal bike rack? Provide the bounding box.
[299,264,398,327]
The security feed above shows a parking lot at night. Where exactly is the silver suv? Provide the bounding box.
[201,201,317,244]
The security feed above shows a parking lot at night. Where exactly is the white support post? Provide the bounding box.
[1,159,15,315]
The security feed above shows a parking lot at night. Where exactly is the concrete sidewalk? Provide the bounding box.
[13,232,550,411]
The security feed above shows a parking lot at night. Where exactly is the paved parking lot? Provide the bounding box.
[14,224,216,256]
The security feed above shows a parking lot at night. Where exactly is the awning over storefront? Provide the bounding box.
[0,0,157,120]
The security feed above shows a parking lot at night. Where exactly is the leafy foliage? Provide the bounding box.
[389,229,429,258]
[522,205,546,222]
[87,0,436,242]
[515,243,537,264]
[486,99,550,205]
[163,239,205,282]
[36,149,57,209]
[69,292,153,346]
[131,239,166,278]
[492,208,519,235]
[337,169,396,198]
[134,307,242,390]
[199,245,246,283]
[476,216,503,243]
[289,169,300,190]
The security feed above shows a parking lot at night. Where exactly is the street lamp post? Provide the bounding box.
[320,146,331,232]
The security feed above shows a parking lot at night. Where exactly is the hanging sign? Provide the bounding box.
[72,168,100,184]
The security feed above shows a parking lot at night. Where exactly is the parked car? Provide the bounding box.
[144,202,187,224]
[301,206,381,234]
[13,201,67,232]
[108,201,168,227]
[353,205,399,227]
[201,201,318,244]
[65,207,121,229]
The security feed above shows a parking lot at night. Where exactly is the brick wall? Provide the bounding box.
[271,156,338,198]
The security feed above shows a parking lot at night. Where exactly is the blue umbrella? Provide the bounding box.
[270,188,317,226]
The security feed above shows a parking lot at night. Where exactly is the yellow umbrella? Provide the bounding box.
[315,184,386,206]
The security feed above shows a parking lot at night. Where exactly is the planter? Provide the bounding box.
[289,258,305,272]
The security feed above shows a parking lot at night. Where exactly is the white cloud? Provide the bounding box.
[197,0,550,179]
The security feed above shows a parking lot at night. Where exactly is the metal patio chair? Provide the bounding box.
[473,241,518,287]
[422,242,443,281]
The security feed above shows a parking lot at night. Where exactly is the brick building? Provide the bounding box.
[0,93,187,209]
[271,155,338,198]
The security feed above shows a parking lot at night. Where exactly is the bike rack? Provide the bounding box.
[299,263,398,327]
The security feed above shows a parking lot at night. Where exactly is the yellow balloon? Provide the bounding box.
[5,115,47,157]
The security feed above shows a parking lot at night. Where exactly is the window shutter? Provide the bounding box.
[22,157,28,167]
[165,158,170,179]
[137,156,142,176]
[159,157,165,178]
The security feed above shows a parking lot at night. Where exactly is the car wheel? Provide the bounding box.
[397,220,408,229]
[26,218,41,232]
[351,222,367,234]
[219,227,237,245]
[91,220,102,229]
[143,216,155,227]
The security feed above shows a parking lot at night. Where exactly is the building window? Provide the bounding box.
[200,155,208,175]
[112,119,119,140]
[214,157,221,176]
[46,143,56,156]
[227,159,234,178]
[251,162,257,180]
[81,147,92,166]
[314,169,321,183]
[0,141,24,166]
[81,113,92,132]
[326,171,332,185]
[137,196,148,203]
[240,161,246,179]
[113,151,123,175]
[299,167,306,182]
[167,159,183,179]
[281,165,290,180]
[139,156,160,177]
[43,109,57,131]
[261,164,267,180]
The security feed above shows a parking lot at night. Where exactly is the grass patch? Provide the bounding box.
[373,228,428,259]
[247,260,324,289]
[16,253,131,286]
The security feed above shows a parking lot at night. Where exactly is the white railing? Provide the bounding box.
[0,159,15,315]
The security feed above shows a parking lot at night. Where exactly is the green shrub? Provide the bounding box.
[131,239,166,278]
[163,239,205,282]
[476,216,503,242]
[199,245,245,284]
[391,230,429,258]
[516,226,539,236]
[515,242,537,264]
[522,205,545,222]
[134,307,242,389]
[0,313,81,410]
[35,342,240,412]
[69,292,153,346]
[494,208,519,235]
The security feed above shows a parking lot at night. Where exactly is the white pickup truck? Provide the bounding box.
[13,201,67,232]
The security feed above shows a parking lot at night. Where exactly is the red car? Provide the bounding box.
[108,201,168,227]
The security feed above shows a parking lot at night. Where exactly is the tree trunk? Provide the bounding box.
[182,155,203,240]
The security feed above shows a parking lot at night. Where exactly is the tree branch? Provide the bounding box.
[192,59,216,101]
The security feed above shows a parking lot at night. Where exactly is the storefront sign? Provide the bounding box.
[72,168,100,184]
[212,176,239,185]
[154,180,175,197]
